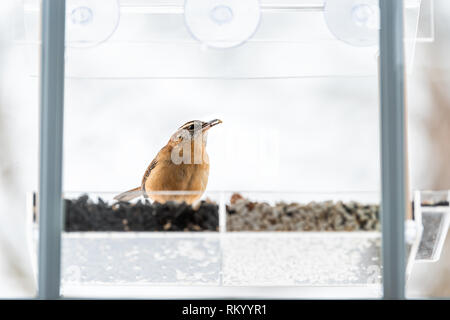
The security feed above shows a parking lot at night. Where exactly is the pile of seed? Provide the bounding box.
[421,200,449,207]
[64,195,219,232]
[226,194,380,231]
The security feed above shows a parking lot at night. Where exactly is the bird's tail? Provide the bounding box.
[114,187,143,202]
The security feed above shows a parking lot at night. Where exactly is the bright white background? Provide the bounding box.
[0,0,449,297]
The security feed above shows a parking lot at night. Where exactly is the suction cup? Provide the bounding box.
[184,0,261,49]
[324,0,380,47]
[66,0,120,48]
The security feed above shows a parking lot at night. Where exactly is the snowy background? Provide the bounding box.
[0,0,449,297]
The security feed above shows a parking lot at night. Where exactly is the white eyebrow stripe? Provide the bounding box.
[179,120,201,130]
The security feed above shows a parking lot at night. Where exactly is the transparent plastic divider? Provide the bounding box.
[415,190,450,262]
[415,0,434,43]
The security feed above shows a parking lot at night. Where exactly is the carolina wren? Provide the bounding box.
[114,119,222,204]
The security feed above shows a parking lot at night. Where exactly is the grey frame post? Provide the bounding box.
[38,0,66,299]
[379,0,406,299]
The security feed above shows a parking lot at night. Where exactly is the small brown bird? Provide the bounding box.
[114,119,222,204]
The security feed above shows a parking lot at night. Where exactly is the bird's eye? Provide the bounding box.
[188,124,195,130]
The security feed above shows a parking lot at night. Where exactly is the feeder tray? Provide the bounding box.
[26,191,445,298]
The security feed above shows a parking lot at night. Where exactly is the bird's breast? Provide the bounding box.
[145,159,210,192]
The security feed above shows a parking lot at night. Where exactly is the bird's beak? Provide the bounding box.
[202,119,222,131]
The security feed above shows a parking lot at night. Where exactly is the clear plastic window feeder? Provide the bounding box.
[20,0,433,78]
[16,0,444,299]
